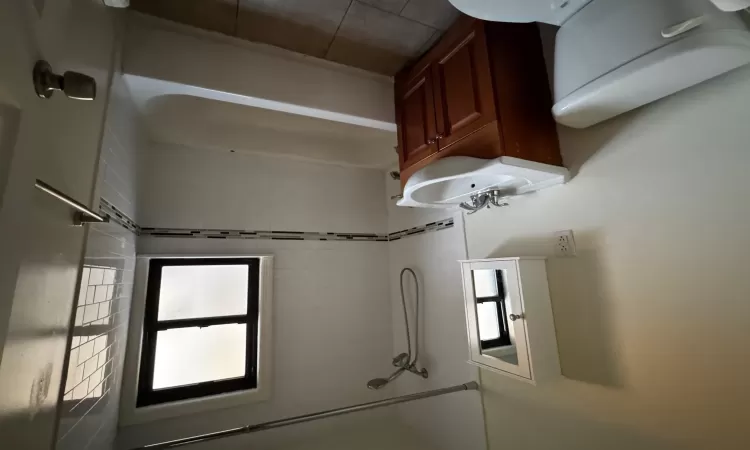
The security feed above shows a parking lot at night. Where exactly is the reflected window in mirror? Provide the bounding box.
[471,269,510,350]
[461,258,560,382]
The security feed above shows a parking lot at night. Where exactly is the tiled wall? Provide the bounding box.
[387,217,487,450]
[137,143,386,234]
[120,237,396,450]
[118,144,401,449]
[56,71,141,450]
[116,141,475,449]
[385,173,487,450]
[56,238,135,450]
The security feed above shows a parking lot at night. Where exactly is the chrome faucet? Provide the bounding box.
[459,190,510,214]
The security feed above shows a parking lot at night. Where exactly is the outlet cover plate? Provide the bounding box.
[554,230,576,256]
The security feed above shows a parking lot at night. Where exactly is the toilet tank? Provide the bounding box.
[553,0,750,128]
[448,0,591,25]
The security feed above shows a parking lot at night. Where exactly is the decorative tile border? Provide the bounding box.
[139,227,389,242]
[98,196,454,243]
[140,218,454,242]
[388,218,454,241]
[99,198,139,234]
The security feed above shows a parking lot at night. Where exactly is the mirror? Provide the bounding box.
[470,269,519,366]
[461,257,559,383]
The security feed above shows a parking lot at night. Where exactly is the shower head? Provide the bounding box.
[367,367,406,390]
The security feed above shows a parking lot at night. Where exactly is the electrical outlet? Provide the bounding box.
[554,230,576,256]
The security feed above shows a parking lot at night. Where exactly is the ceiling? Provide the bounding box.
[129,0,461,75]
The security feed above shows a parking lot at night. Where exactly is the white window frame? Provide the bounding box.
[119,255,273,425]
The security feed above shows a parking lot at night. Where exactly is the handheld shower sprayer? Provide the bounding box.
[366,367,406,390]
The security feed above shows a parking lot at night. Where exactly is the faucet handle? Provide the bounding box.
[392,353,409,367]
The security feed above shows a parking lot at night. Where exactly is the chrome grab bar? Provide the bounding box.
[134,381,480,449]
[34,179,109,226]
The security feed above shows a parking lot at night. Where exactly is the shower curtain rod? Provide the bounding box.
[133,381,480,449]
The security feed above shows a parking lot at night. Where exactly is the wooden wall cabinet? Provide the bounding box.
[395,17,562,187]
[396,68,438,169]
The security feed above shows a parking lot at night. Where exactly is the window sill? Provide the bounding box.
[482,344,516,358]
[122,384,271,425]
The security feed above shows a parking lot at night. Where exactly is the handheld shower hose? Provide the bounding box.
[367,268,428,390]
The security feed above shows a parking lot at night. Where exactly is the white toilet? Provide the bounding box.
[446,0,592,26]
[450,0,750,128]
[448,0,750,25]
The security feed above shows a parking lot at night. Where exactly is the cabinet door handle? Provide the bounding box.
[509,313,524,321]
[436,134,444,139]
[427,138,436,144]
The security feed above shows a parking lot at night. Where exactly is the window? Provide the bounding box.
[137,258,260,407]
[471,269,511,350]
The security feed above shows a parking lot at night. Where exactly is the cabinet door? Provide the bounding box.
[433,24,496,150]
[461,260,532,381]
[396,69,438,170]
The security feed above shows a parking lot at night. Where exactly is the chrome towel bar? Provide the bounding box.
[34,179,108,226]
[134,381,480,449]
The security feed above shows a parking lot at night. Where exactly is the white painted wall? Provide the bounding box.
[57,68,142,449]
[118,144,405,449]
[0,0,117,448]
[465,63,750,450]
[385,175,487,450]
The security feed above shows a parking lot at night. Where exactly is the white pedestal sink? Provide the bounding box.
[397,156,569,209]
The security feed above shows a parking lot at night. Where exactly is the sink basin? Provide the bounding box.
[397,156,569,209]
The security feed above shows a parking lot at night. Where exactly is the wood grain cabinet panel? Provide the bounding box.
[396,69,438,169]
[395,17,562,187]
[433,25,496,149]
